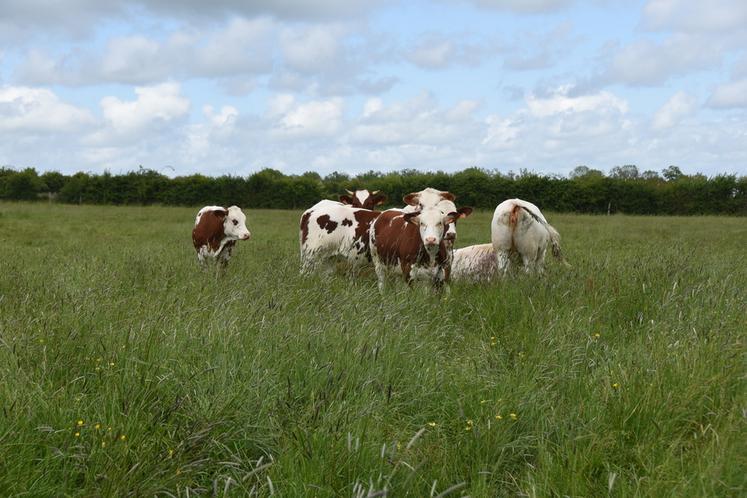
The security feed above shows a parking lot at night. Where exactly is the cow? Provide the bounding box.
[192,205,251,272]
[370,206,470,291]
[491,198,567,275]
[299,199,381,274]
[450,244,497,281]
[339,189,387,210]
[402,187,463,244]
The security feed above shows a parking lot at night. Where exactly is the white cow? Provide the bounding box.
[299,199,380,274]
[491,198,567,275]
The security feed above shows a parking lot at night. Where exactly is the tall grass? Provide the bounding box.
[0,202,744,496]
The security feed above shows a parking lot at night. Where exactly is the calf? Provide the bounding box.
[370,207,466,291]
[192,205,251,271]
[339,189,387,210]
[491,198,567,275]
[299,200,381,274]
[451,244,497,281]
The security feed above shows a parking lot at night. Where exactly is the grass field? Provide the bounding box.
[0,202,745,497]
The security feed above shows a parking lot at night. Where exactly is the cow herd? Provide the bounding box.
[192,187,568,288]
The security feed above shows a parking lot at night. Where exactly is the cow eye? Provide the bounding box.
[232,219,238,226]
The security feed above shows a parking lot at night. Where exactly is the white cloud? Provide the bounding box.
[456,0,572,14]
[642,0,747,33]
[89,82,190,144]
[16,18,277,86]
[405,38,457,69]
[652,91,697,129]
[271,97,344,138]
[0,85,94,133]
[707,78,747,109]
[604,35,719,85]
[525,86,628,117]
[280,25,343,73]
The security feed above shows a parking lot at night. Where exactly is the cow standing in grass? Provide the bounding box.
[192,206,251,272]
[370,206,470,291]
[299,190,385,274]
[491,198,567,275]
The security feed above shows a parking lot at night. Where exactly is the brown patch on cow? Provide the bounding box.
[300,210,312,244]
[339,194,354,205]
[342,218,353,226]
[352,209,381,259]
[192,209,227,252]
[316,214,338,233]
[403,193,418,206]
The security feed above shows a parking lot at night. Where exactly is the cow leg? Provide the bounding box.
[400,262,413,287]
[432,265,450,293]
[496,250,510,276]
[374,261,387,292]
[197,248,209,271]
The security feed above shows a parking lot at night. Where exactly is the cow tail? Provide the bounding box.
[517,205,571,267]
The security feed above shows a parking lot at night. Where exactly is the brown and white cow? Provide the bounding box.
[491,198,567,275]
[339,189,387,210]
[402,187,463,244]
[370,206,470,291]
[299,199,381,274]
[192,205,251,271]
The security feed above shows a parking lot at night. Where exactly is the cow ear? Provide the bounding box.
[403,211,420,224]
[457,207,473,218]
[403,193,419,206]
[440,192,456,202]
[373,193,387,206]
[444,212,459,224]
[214,209,228,219]
[339,195,353,205]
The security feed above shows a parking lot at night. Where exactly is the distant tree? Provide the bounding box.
[610,164,639,180]
[5,168,44,200]
[569,166,590,178]
[641,170,661,181]
[40,171,66,192]
[662,165,684,181]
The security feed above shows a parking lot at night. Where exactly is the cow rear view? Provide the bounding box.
[491,199,567,275]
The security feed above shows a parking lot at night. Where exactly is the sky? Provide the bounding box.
[1,0,746,178]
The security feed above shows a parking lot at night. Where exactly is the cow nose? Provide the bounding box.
[425,236,437,245]
[444,232,456,241]
[243,233,251,240]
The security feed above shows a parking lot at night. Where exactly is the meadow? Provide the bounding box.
[0,202,744,497]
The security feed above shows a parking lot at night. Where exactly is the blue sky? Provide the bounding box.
[1,0,746,177]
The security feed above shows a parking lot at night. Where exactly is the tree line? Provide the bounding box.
[1,164,745,215]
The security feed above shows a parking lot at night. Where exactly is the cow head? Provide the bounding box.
[221,206,252,240]
[339,189,387,210]
[403,187,455,210]
[403,207,461,259]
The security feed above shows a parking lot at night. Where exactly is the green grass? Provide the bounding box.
[0,202,745,497]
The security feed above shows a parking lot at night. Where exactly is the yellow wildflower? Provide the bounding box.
[76,420,84,427]
[119,434,126,441]
[593,333,601,339]
[612,382,620,389]
[480,399,489,404]
[509,413,517,420]
[427,422,437,427]
[495,414,503,420]
[74,432,80,437]
[101,441,107,448]
[168,449,174,457]
[94,423,101,430]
